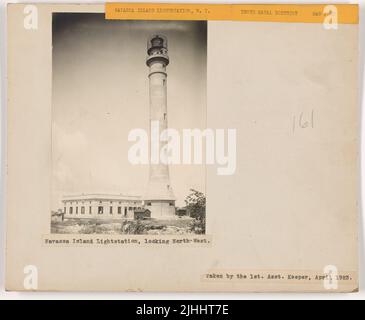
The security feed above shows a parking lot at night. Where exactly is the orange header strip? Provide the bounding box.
[105,3,358,24]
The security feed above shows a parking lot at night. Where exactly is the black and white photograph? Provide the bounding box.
[51,14,207,235]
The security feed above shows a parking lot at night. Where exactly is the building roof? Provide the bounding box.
[62,193,142,202]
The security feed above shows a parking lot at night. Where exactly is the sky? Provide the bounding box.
[51,14,207,209]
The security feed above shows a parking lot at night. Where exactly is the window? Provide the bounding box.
[98,206,103,214]
[109,206,113,214]
[76,207,78,214]
[169,202,174,206]
[81,206,85,214]
[69,207,73,214]
[146,202,151,206]
[89,206,92,214]
[118,207,121,214]
[124,207,127,217]
[64,207,66,214]
[128,207,132,210]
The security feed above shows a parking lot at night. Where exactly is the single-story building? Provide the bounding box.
[62,193,143,220]
[134,209,151,220]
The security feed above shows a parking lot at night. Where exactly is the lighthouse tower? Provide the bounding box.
[144,35,176,218]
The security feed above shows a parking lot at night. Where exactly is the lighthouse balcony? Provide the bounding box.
[146,53,169,66]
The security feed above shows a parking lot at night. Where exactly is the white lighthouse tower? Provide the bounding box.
[144,35,176,218]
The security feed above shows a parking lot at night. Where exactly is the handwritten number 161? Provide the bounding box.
[293,110,314,132]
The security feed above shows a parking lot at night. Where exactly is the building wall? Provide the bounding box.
[145,200,175,219]
[63,198,142,220]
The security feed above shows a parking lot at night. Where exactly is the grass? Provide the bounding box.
[51,216,202,235]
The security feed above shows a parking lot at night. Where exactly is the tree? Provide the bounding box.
[185,189,206,234]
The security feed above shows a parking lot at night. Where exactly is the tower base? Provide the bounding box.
[144,200,175,219]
